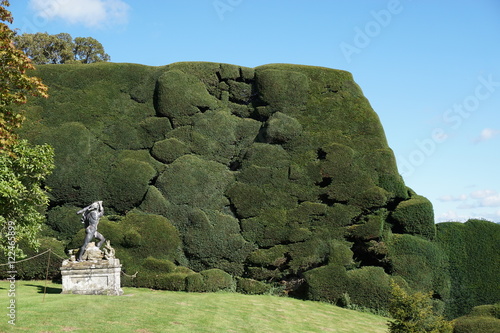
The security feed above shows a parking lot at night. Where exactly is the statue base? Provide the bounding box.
[60,258,123,296]
[61,241,123,295]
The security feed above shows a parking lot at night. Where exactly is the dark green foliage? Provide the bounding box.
[119,212,181,263]
[183,209,254,275]
[387,233,450,305]
[151,138,191,164]
[105,157,157,213]
[200,269,234,292]
[453,315,500,333]
[237,278,271,295]
[391,194,436,240]
[345,266,392,311]
[436,220,500,319]
[0,237,66,280]
[15,61,469,313]
[256,69,309,114]
[264,112,303,144]
[304,264,349,303]
[304,264,393,312]
[138,117,172,147]
[328,240,354,266]
[453,305,500,333]
[156,154,234,210]
[154,69,218,127]
[141,257,176,273]
[185,273,206,292]
[348,211,386,241]
[45,205,82,241]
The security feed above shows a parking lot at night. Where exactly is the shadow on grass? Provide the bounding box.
[26,284,62,294]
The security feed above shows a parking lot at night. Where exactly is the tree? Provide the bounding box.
[14,33,111,65]
[0,140,54,256]
[388,282,453,333]
[1,0,48,150]
[73,36,110,64]
[0,1,54,256]
[14,32,74,65]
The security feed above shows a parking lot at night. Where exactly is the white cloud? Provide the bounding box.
[437,194,467,202]
[473,128,500,143]
[29,0,130,28]
[436,210,468,222]
[480,194,500,207]
[470,189,497,199]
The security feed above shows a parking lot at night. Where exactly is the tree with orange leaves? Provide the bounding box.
[0,1,53,256]
[1,0,48,151]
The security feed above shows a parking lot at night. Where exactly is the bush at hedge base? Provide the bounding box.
[0,237,66,280]
[388,282,453,333]
[236,278,271,295]
[200,269,234,292]
[452,304,500,333]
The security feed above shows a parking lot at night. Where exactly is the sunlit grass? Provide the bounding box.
[0,280,388,332]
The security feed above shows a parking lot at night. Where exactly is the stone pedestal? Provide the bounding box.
[60,258,123,295]
[60,242,123,296]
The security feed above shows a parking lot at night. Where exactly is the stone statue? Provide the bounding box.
[103,240,115,260]
[77,201,105,262]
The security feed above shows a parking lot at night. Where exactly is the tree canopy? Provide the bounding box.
[14,32,110,65]
[0,0,48,150]
[0,0,54,256]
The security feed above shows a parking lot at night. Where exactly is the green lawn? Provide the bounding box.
[0,280,389,333]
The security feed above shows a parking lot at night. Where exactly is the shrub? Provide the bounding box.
[453,303,500,333]
[255,69,309,114]
[151,138,191,164]
[388,282,452,333]
[200,269,234,292]
[264,112,303,144]
[45,205,83,241]
[120,212,181,262]
[390,195,436,240]
[154,69,218,127]
[237,278,270,295]
[185,273,206,292]
[345,266,392,311]
[156,154,234,210]
[105,157,157,213]
[386,233,450,303]
[141,257,176,273]
[182,209,254,275]
[155,272,188,291]
[0,237,66,280]
[304,264,348,303]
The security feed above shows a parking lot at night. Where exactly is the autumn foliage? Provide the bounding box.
[0,0,48,151]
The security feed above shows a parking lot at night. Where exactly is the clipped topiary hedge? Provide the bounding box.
[236,278,271,295]
[452,303,500,333]
[14,61,477,314]
[390,194,436,240]
[436,220,500,319]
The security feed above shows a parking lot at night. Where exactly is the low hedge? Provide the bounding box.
[452,303,500,333]
[236,278,271,295]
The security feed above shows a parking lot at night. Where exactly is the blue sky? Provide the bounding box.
[7,0,500,222]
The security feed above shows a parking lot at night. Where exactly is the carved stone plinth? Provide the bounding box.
[60,242,123,296]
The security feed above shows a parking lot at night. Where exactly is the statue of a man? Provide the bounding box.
[76,201,105,262]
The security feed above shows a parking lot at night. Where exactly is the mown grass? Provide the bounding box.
[0,280,389,332]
